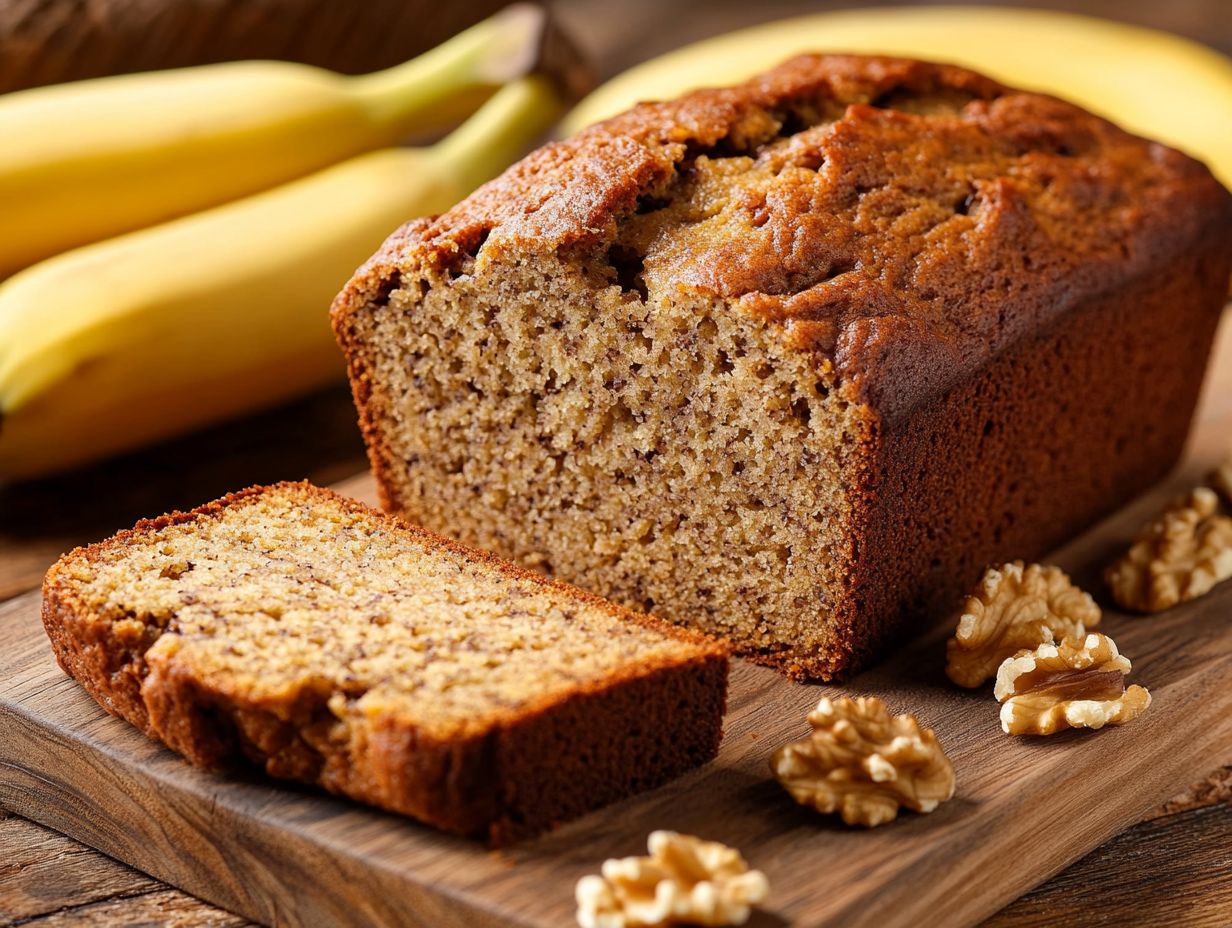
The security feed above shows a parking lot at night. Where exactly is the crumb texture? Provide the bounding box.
[42,482,727,842]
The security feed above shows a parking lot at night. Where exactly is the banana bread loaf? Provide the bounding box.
[41,482,728,844]
[332,54,1232,680]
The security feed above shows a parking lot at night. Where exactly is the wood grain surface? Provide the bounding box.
[2,373,1231,926]
[4,786,1229,928]
[979,803,1232,928]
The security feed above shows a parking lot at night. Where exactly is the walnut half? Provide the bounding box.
[945,562,1100,688]
[1105,487,1232,613]
[575,831,769,928]
[770,696,955,828]
[994,632,1151,735]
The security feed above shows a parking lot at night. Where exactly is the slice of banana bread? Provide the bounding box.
[41,482,728,844]
[332,54,1232,680]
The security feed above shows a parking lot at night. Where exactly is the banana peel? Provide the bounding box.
[0,4,570,278]
[562,6,1232,186]
[0,77,564,480]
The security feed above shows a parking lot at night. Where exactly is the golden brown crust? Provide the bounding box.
[330,54,1232,680]
[333,53,1232,420]
[41,482,728,843]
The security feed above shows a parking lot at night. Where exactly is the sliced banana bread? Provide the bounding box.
[332,54,1232,680]
[41,482,728,844]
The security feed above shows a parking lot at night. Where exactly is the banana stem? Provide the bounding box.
[351,4,546,131]
[430,75,563,197]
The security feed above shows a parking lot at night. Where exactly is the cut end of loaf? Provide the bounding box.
[337,243,876,679]
[41,482,727,843]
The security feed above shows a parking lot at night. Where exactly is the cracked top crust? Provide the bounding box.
[334,54,1232,416]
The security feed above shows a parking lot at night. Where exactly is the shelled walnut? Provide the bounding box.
[1105,487,1232,613]
[575,831,769,928]
[994,632,1151,735]
[945,561,1100,688]
[1210,457,1232,506]
[770,696,955,828]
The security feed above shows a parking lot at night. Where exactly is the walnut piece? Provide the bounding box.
[770,696,955,828]
[995,632,1151,735]
[1210,456,1232,507]
[575,831,769,928]
[1105,487,1232,613]
[945,561,1100,688]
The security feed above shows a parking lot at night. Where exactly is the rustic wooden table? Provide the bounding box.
[2,0,1231,925]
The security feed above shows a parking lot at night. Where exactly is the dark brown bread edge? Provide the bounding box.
[41,482,729,844]
[833,242,1231,678]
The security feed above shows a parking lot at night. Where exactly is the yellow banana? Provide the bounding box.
[0,77,562,480]
[562,6,1232,185]
[0,4,550,278]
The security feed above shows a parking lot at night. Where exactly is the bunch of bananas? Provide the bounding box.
[0,5,569,479]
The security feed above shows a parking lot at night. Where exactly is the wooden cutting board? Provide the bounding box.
[1,323,1230,928]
